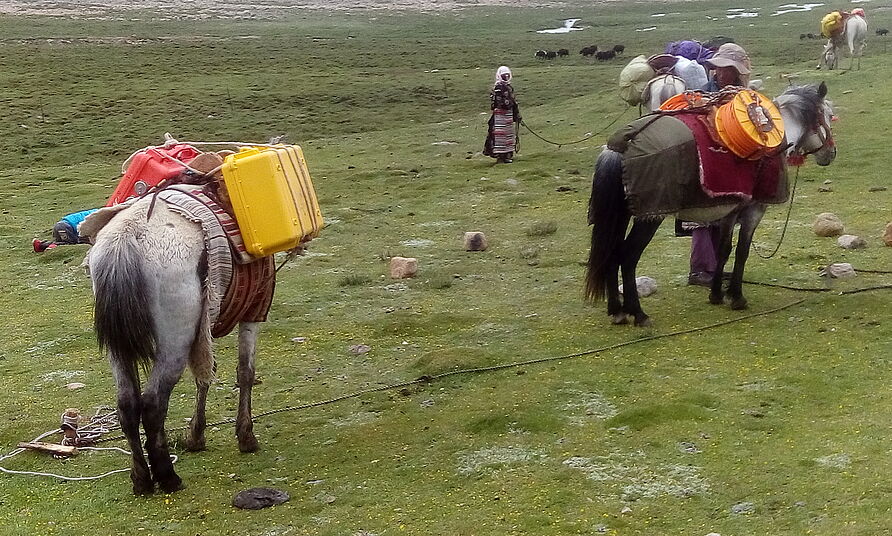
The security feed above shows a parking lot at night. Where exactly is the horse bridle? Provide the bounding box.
[788,105,835,165]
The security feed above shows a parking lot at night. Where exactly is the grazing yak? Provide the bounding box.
[877,28,889,36]
[557,48,570,57]
[580,45,598,56]
[535,49,547,59]
[595,49,616,60]
[612,44,625,54]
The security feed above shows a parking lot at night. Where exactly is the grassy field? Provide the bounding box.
[1,1,891,534]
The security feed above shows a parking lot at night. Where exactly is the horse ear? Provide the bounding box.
[818,81,828,99]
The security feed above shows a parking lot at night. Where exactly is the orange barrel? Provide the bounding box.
[658,91,707,111]
[714,90,784,160]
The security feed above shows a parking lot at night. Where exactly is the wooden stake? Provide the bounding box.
[17,441,78,457]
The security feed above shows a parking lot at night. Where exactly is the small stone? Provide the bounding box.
[65,383,86,390]
[291,337,307,343]
[731,502,755,515]
[555,185,574,192]
[868,186,887,192]
[463,231,488,251]
[348,344,371,355]
[813,212,844,237]
[823,179,832,185]
[232,488,290,510]
[883,222,892,246]
[620,506,633,515]
[837,234,867,249]
[618,276,657,297]
[821,263,856,278]
[389,257,418,278]
[817,186,832,193]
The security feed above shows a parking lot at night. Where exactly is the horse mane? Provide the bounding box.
[776,84,824,128]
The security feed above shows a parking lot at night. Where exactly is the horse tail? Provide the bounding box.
[585,149,627,302]
[92,233,155,384]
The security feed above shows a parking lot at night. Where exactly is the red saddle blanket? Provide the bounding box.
[675,113,785,202]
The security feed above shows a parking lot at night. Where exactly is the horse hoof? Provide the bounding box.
[132,480,155,496]
[709,293,724,305]
[239,436,259,453]
[611,313,629,325]
[158,475,185,494]
[730,298,749,310]
[634,316,653,328]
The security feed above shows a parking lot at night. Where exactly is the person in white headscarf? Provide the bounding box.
[483,66,521,163]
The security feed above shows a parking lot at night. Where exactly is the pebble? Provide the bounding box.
[65,383,86,390]
[731,502,755,515]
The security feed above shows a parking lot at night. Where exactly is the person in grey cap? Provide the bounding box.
[686,43,753,286]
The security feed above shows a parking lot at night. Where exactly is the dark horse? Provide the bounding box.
[585,83,837,326]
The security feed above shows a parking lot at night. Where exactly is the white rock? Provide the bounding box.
[389,257,418,279]
[619,276,657,297]
[620,506,633,515]
[65,382,86,390]
[821,263,856,278]
[837,234,867,249]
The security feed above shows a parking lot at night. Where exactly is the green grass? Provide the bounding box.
[1,2,892,535]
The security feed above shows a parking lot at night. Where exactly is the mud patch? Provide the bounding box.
[457,445,547,475]
[563,450,709,501]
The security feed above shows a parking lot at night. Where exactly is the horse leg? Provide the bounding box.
[112,367,153,494]
[726,205,766,310]
[142,348,190,493]
[620,218,662,327]
[709,219,734,305]
[236,322,261,453]
[186,379,209,452]
[607,214,631,325]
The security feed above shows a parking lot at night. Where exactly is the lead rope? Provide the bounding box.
[752,165,801,259]
[520,104,632,148]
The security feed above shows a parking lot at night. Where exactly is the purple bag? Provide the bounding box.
[665,40,714,64]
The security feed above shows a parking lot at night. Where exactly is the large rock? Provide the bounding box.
[837,234,867,249]
[463,231,488,251]
[813,213,844,237]
[884,222,892,246]
[619,276,658,297]
[389,257,418,279]
[232,488,290,510]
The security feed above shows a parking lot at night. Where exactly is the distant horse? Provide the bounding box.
[821,15,868,70]
[585,83,837,326]
[641,74,687,112]
[88,183,277,494]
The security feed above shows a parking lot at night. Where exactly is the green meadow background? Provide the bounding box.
[0,1,890,534]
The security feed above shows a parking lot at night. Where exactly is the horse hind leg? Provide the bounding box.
[142,321,196,492]
[236,322,261,453]
[186,311,214,452]
[111,366,154,494]
[620,218,662,327]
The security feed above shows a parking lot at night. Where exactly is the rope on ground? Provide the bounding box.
[93,297,808,445]
[520,105,632,148]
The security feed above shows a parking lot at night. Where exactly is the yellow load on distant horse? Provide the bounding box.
[821,11,844,38]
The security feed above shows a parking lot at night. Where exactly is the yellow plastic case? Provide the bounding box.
[222,145,323,257]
